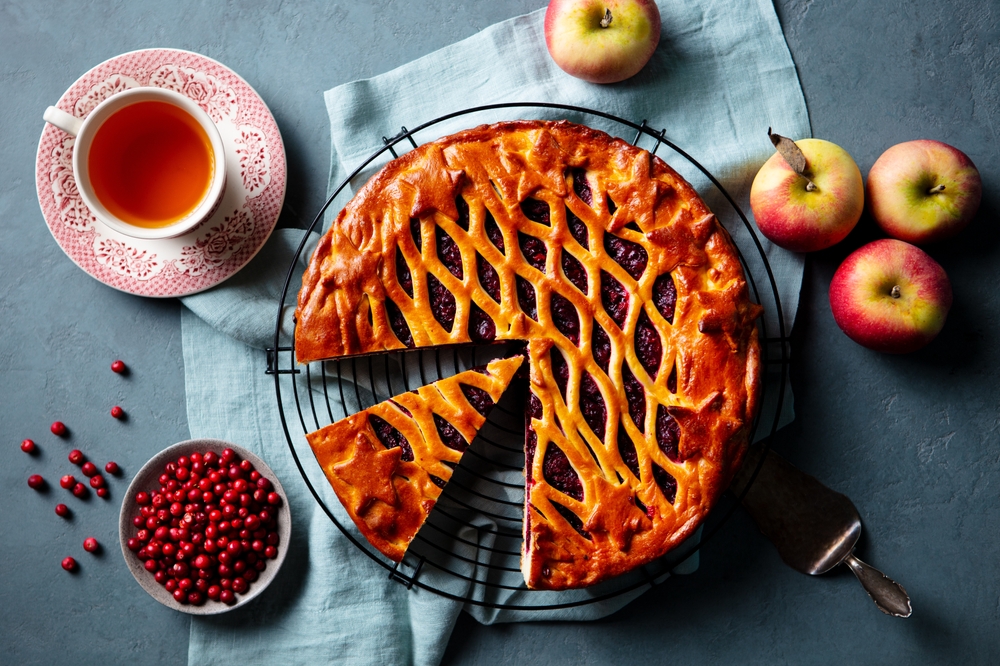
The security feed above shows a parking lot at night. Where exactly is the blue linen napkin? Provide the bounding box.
[180,2,808,664]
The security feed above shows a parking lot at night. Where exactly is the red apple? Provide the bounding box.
[750,138,865,253]
[867,139,981,244]
[829,239,952,353]
[544,0,661,84]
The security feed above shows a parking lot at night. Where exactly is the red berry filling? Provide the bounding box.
[600,270,629,329]
[622,364,646,432]
[570,168,593,206]
[651,463,677,504]
[520,198,550,226]
[579,372,607,442]
[433,414,469,452]
[435,226,464,279]
[410,217,422,251]
[395,247,413,298]
[369,414,414,462]
[566,207,589,250]
[468,303,496,343]
[655,404,681,461]
[485,211,505,254]
[460,383,494,416]
[617,426,640,479]
[550,347,569,402]
[603,232,647,281]
[385,298,414,348]
[635,309,662,378]
[455,196,470,231]
[476,254,501,303]
[560,251,588,295]
[542,443,583,501]
[518,232,547,272]
[427,274,456,332]
[653,273,677,324]
[591,323,612,374]
[516,276,537,321]
[667,365,677,393]
[552,501,591,539]
[550,292,580,346]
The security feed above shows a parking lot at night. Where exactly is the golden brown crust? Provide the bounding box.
[305,356,523,562]
[296,120,761,588]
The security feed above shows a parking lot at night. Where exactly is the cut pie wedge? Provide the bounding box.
[306,355,524,562]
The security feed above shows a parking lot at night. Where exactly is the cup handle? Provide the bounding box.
[44,106,83,137]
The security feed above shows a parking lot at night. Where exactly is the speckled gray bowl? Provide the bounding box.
[119,439,291,615]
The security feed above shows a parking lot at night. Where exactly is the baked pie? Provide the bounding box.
[306,356,523,562]
[296,120,761,589]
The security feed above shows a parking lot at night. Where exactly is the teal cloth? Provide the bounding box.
[181,2,809,664]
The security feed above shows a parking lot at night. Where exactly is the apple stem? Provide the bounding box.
[805,181,817,192]
[600,8,613,28]
[891,285,901,299]
[929,184,946,194]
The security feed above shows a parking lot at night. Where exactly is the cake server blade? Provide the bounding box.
[731,447,912,618]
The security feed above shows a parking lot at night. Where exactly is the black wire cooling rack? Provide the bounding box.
[270,103,789,611]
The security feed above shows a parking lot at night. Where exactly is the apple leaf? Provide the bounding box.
[767,128,812,187]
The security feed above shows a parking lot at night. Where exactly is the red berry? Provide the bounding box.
[144,559,158,572]
[136,491,150,505]
[27,474,45,490]
[264,545,277,559]
[105,461,120,474]
[72,482,88,498]
[267,492,282,506]
[173,589,187,604]
[97,487,109,498]
[232,577,248,594]
[81,461,97,477]
[127,537,141,551]
[111,360,126,373]
[55,503,71,518]
[20,439,36,454]
[61,556,77,572]
[51,421,67,436]
[207,585,221,601]
[110,405,125,419]
[90,474,106,489]
[83,537,99,553]
[219,589,235,605]
[60,475,75,489]
[68,449,85,465]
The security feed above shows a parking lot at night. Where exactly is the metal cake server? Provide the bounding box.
[731,446,912,618]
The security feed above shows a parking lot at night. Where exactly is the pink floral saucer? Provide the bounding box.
[35,48,287,298]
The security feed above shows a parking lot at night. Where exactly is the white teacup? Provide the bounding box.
[44,87,226,240]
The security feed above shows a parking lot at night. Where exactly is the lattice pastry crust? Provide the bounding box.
[306,356,523,562]
[296,120,761,589]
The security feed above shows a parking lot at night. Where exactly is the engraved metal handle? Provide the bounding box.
[843,551,912,618]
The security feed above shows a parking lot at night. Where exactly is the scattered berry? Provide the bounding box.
[83,537,99,553]
[28,474,45,490]
[21,439,36,454]
[55,503,71,518]
[111,405,125,419]
[81,461,98,477]
[60,474,76,489]
[72,482,88,498]
[105,461,120,475]
[50,421,67,437]
[69,449,85,465]
[89,474,106,489]
[111,360,126,373]
[61,556,78,572]
[96,487,109,499]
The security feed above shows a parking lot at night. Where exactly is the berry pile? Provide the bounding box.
[126,448,282,606]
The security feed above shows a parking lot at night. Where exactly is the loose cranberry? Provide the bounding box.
[219,589,235,605]
[264,546,277,559]
[20,439,36,454]
[249,471,261,482]
[97,487,109,498]
[207,585,221,601]
[239,459,253,473]
[89,474,105,489]
[203,451,218,467]
[267,492,282,506]
[81,461,97,477]
[136,491,150,505]
[104,461,120,475]
[60,475,76,489]
[173,589,188,604]
[110,405,125,419]
[55,503,71,518]
[72,482,88,498]
[83,537,99,553]
[127,537,141,551]
[27,474,45,490]
[51,421,67,437]
[220,448,236,465]
[61,556,77,572]
[68,450,85,465]
[111,360,126,373]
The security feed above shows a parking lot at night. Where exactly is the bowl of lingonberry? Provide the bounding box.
[119,439,291,614]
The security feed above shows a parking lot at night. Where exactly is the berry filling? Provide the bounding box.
[570,168,593,206]
[591,323,612,374]
[542,443,583,501]
[427,274,456,332]
[436,226,464,279]
[635,309,662,378]
[667,365,678,393]
[472,256,500,306]
[516,276,537,321]
[566,207,589,249]
[607,196,617,216]
[385,298,414,348]
[468,303,497,343]
[655,404,681,462]
[652,463,677,504]
[561,251,588,294]
[396,247,413,298]
[455,196,470,231]
[622,364,646,433]
[550,292,580,346]
[369,414,414,462]
[410,217,422,252]
[521,198,550,226]
[552,501,591,539]
[429,475,447,489]
[600,270,629,329]
[518,232,547,272]
[460,384,494,416]
[653,273,677,323]
[604,233,648,281]
[485,211,505,254]
[550,347,569,402]
[579,372,607,442]
[617,425,640,479]
[389,400,412,417]
[434,414,469,452]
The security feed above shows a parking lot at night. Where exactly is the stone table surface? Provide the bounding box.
[2,1,998,664]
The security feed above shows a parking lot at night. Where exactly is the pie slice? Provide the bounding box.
[306,355,524,562]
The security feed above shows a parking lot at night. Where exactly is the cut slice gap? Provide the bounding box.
[521,198,551,226]
[550,291,581,346]
[603,232,648,281]
[436,226,464,279]
[427,273,456,332]
[385,298,414,348]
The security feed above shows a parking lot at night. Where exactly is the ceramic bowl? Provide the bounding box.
[119,438,291,615]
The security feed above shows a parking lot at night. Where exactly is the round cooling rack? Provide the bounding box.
[271,103,789,611]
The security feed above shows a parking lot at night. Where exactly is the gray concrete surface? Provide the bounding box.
[1,1,997,664]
